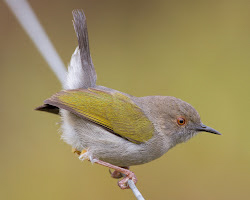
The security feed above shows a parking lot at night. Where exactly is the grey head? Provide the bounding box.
[136,96,221,147]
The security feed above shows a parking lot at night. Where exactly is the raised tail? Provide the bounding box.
[36,10,97,114]
[64,10,97,90]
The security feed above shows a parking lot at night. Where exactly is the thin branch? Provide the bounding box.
[4,0,67,84]
[5,0,145,199]
[123,174,145,200]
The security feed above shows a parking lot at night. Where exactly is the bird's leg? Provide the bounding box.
[73,148,137,189]
[94,160,137,189]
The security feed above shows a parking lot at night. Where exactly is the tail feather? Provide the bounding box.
[64,10,97,90]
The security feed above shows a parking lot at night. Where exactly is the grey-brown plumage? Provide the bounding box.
[72,10,96,88]
[36,10,221,188]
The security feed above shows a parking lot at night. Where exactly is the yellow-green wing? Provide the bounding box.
[44,88,154,143]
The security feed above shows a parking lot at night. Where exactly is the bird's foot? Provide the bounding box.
[117,169,137,189]
[94,160,137,189]
[72,148,137,189]
[109,169,123,179]
[109,167,130,179]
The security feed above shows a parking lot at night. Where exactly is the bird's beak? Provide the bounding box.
[196,124,222,135]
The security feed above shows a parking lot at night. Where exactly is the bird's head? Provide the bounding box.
[143,96,221,146]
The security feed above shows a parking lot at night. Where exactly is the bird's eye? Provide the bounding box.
[177,117,186,126]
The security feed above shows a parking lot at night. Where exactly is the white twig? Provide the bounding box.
[5,0,145,199]
[4,0,67,84]
[127,178,145,200]
[121,173,145,200]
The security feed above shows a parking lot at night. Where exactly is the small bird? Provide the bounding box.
[36,10,221,189]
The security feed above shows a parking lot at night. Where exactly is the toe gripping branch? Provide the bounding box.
[73,148,137,189]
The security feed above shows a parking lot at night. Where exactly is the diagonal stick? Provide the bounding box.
[4,0,67,84]
[126,176,145,200]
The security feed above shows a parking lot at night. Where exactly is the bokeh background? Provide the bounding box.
[1,0,250,199]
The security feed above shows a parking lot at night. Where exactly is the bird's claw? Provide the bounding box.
[117,171,137,189]
[109,169,123,179]
[109,167,130,179]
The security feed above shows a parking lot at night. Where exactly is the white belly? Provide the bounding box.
[60,110,170,166]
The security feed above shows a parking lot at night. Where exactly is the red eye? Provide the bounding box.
[177,117,186,125]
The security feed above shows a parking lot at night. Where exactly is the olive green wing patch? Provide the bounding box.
[44,88,154,143]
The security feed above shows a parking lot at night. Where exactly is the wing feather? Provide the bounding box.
[44,88,154,143]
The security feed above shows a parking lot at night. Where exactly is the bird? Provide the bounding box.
[36,10,221,189]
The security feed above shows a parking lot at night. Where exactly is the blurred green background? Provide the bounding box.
[1,0,249,199]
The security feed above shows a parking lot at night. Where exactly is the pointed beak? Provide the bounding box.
[196,124,222,135]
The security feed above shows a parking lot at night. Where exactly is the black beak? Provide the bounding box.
[196,124,222,135]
